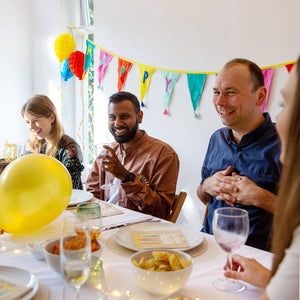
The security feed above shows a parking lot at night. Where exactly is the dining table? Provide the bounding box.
[0,198,273,300]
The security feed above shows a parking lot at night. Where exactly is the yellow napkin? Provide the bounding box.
[0,278,32,300]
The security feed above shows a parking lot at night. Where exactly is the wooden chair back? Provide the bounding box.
[202,203,209,226]
[168,191,187,223]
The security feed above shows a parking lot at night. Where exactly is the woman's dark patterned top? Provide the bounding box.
[41,135,84,190]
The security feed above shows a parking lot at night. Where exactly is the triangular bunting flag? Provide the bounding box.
[98,50,113,87]
[84,40,95,74]
[118,59,132,92]
[262,68,274,112]
[139,65,155,107]
[285,63,295,73]
[187,74,206,118]
[161,71,179,115]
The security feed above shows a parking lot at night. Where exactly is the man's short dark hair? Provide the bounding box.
[224,58,265,91]
[108,91,141,114]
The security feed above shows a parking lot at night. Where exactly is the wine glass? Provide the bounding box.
[60,215,91,300]
[212,207,249,293]
[16,143,26,158]
[94,143,116,190]
[76,202,103,241]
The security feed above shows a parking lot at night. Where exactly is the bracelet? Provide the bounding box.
[138,175,149,186]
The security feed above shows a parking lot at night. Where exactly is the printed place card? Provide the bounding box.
[130,229,190,250]
[0,278,32,300]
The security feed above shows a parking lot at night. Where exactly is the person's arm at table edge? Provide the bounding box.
[260,293,269,300]
[253,186,276,214]
[197,183,211,205]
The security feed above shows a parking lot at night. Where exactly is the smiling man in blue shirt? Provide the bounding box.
[197,58,281,250]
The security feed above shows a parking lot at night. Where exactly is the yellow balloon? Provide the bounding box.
[0,154,72,234]
[54,33,76,62]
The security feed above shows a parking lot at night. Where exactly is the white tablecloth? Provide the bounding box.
[0,206,273,300]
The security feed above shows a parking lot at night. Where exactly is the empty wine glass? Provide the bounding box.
[94,143,116,190]
[60,215,91,300]
[16,143,26,158]
[212,207,249,293]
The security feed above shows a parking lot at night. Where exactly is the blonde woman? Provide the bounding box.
[22,95,84,190]
[224,59,300,299]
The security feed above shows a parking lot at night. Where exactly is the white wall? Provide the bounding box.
[93,1,294,228]
[31,0,60,105]
[0,0,33,151]
[0,0,62,152]
[0,0,84,157]
[94,0,300,71]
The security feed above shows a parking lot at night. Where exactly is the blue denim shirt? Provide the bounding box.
[201,113,281,250]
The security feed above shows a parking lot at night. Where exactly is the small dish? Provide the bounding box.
[27,241,47,261]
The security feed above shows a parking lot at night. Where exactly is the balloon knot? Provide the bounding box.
[163,109,168,115]
[141,102,145,108]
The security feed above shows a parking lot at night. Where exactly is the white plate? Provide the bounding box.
[0,266,39,300]
[114,222,203,251]
[68,189,93,207]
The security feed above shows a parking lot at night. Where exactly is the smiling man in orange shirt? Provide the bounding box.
[86,91,179,220]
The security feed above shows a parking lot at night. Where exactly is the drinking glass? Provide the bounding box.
[4,141,16,161]
[16,143,26,158]
[60,215,91,300]
[212,207,249,293]
[76,202,103,240]
[94,143,116,190]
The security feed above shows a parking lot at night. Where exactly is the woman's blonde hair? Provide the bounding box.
[21,95,64,157]
[271,58,300,275]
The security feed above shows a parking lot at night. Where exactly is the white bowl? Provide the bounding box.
[27,241,46,260]
[130,249,193,297]
[44,238,103,275]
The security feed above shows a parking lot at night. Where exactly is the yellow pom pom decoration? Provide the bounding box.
[54,33,76,62]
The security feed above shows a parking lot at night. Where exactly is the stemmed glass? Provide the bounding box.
[76,202,103,241]
[60,215,91,300]
[212,207,249,293]
[94,143,116,190]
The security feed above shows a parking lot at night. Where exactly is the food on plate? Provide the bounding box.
[132,250,191,271]
[52,232,100,255]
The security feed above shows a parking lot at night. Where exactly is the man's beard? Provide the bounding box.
[110,122,138,144]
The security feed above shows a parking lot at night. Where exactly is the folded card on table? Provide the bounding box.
[130,229,190,250]
[0,278,32,300]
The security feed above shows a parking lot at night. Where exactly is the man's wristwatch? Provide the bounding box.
[122,172,135,183]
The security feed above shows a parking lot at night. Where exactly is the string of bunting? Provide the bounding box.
[54,26,296,119]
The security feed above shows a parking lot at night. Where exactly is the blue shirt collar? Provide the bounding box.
[225,113,272,147]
